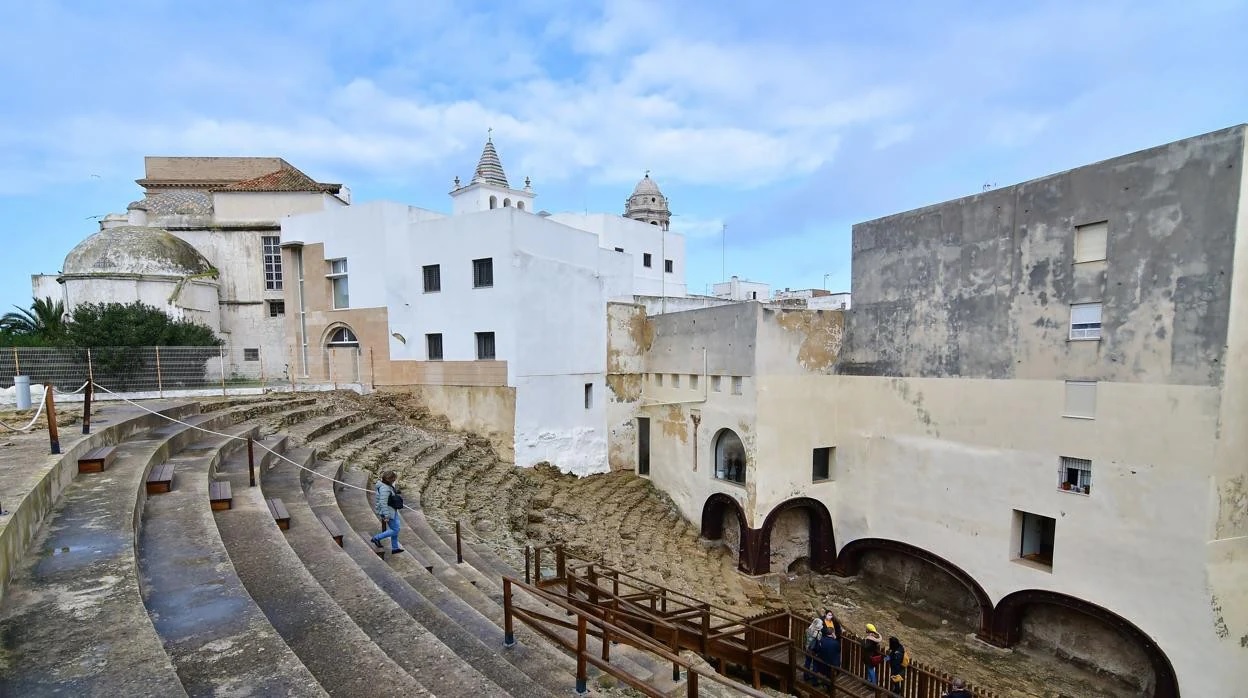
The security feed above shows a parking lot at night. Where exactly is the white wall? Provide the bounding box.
[31,275,62,306]
[60,276,220,331]
[450,182,535,216]
[212,191,344,224]
[548,213,687,297]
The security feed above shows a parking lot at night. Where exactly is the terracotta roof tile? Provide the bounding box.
[216,167,341,193]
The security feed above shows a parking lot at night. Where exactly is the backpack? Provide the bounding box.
[387,489,404,510]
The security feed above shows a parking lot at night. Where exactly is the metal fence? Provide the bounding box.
[0,345,363,397]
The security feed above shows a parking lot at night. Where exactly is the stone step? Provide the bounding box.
[213,448,424,696]
[0,410,236,695]
[262,456,505,697]
[286,412,366,444]
[302,417,386,459]
[196,393,312,414]
[137,420,325,696]
[336,469,580,696]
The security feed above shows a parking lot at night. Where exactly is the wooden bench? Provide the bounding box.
[78,446,117,474]
[267,498,290,531]
[318,514,343,547]
[208,480,233,511]
[145,463,174,494]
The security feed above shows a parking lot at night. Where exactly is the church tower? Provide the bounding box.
[450,134,535,215]
[624,171,670,231]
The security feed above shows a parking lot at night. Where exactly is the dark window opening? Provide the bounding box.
[664,259,674,273]
[475,331,496,360]
[423,264,441,293]
[714,429,746,484]
[473,258,494,288]
[268,301,285,317]
[243,348,259,361]
[637,417,650,476]
[1018,511,1056,567]
[812,447,833,481]
[426,333,443,361]
[643,253,653,268]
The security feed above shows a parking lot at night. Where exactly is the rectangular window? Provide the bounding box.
[1015,510,1056,568]
[1063,381,1097,419]
[327,258,349,309]
[812,447,834,482]
[643,253,653,268]
[731,376,743,395]
[1074,221,1108,263]
[655,373,664,387]
[1059,456,1092,494]
[637,417,650,476]
[689,374,699,390]
[243,348,260,362]
[426,333,443,361]
[423,264,441,293]
[712,376,722,392]
[1069,302,1102,340]
[672,374,681,388]
[475,331,496,360]
[664,259,674,273]
[262,235,283,290]
[614,247,624,253]
[268,300,285,317]
[473,258,494,288]
[584,383,593,409]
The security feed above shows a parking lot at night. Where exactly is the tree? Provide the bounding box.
[65,301,221,348]
[0,297,67,343]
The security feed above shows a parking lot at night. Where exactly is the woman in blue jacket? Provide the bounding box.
[371,470,404,554]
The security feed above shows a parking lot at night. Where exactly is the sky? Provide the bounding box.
[1,0,1245,307]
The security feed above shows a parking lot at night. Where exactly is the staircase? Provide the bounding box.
[0,391,984,698]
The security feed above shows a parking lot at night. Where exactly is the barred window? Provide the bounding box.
[423,264,441,293]
[263,236,283,290]
[473,258,493,288]
[475,331,496,360]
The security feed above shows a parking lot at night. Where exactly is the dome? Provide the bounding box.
[63,226,216,277]
[632,172,663,196]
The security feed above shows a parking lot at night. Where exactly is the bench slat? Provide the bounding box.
[318,514,343,547]
[145,463,174,494]
[209,480,233,511]
[266,498,291,531]
[78,445,118,474]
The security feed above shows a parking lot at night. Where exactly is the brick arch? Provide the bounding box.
[991,590,1179,698]
[835,538,994,635]
[758,497,836,574]
[699,493,751,573]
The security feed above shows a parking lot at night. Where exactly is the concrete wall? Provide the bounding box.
[212,191,343,224]
[60,275,220,330]
[382,384,516,463]
[842,125,1245,387]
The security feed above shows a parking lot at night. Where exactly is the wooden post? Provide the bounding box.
[502,578,516,646]
[44,384,60,455]
[258,346,265,386]
[12,346,19,374]
[671,625,681,682]
[556,545,566,580]
[601,606,611,662]
[248,437,256,487]
[575,615,588,695]
[587,565,599,606]
[534,547,542,585]
[369,347,376,389]
[455,520,463,563]
[154,346,163,398]
[524,546,531,585]
[686,671,698,697]
[219,345,227,396]
[81,380,92,434]
[701,605,710,654]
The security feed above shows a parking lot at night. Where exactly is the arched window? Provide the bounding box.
[326,326,359,348]
[650,221,658,226]
[489,196,497,209]
[517,201,525,211]
[714,429,746,484]
[503,198,511,207]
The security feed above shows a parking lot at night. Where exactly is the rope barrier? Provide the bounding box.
[0,387,50,433]
[88,382,526,559]
[53,381,91,396]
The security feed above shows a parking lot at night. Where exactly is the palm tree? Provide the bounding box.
[1,297,67,341]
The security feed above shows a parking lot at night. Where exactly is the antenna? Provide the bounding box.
[721,223,727,282]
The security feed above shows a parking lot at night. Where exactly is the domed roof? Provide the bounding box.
[632,172,663,196]
[63,226,216,277]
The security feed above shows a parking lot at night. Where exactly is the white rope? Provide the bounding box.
[89,381,524,558]
[53,381,90,395]
[0,387,49,433]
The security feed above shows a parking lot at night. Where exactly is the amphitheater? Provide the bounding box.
[0,389,1133,697]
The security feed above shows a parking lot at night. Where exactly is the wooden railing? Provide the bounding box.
[522,545,1002,698]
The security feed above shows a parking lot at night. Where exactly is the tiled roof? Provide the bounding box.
[472,139,510,188]
[215,167,341,193]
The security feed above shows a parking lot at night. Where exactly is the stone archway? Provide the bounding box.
[991,590,1179,698]
[758,498,836,575]
[699,493,752,573]
[835,538,994,635]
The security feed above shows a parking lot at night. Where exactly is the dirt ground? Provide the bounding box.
[289,391,1146,698]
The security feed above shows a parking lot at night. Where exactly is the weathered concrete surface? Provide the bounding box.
[0,400,197,600]
[334,468,562,696]
[0,428,191,696]
[213,448,424,697]
[265,457,508,697]
[842,125,1245,386]
[138,428,325,697]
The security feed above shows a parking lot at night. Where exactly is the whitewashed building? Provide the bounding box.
[280,139,687,474]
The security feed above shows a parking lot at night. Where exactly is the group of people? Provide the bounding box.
[802,610,972,697]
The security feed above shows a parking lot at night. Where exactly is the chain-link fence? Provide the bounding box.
[0,345,364,397]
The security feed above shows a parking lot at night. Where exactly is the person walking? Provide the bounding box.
[943,677,973,698]
[862,623,884,685]
[886,635,906,694]
[814,611,843,687]
[802,612,822,683]
[370,470,404,554]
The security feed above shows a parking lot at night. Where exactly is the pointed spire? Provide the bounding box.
[472,133,509,188]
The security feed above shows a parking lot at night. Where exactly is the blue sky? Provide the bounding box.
[1,0,1245,307]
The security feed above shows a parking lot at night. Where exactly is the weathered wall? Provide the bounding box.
[842,125,1245,387]
[383,384,517,463]
[767,507,811,572]
[606,302,650,471]
[1020,605,1153,696]
[858,550,980,627]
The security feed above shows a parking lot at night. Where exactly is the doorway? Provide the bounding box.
[637,417,650,476]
